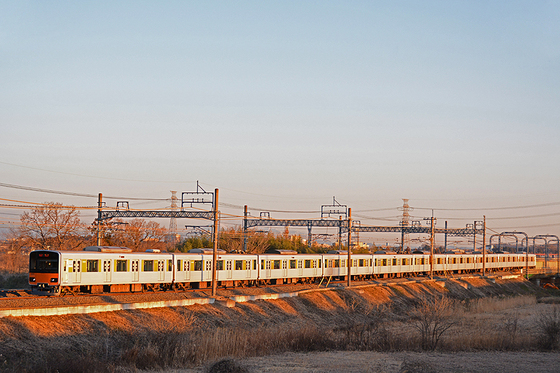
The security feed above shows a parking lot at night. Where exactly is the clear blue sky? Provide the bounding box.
[1,1,559,244]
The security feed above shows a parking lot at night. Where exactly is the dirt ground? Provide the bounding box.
[169,350,560,373]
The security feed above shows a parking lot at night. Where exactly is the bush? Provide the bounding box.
[536,306,560,350]
[206,358,250,373]
[409,296,456,351]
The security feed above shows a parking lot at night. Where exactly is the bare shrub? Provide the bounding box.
[500,311,520,349]
[409,295,456,351]
[536,306,560,350]
[399,358,437,373]
[206,358,250,373]
[464,295,536,313]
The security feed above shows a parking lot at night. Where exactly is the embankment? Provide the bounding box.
[0,276,557,372]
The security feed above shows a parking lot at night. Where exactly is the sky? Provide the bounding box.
[1,1,559,247]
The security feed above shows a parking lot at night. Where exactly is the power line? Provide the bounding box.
[0,182,167,201]
[414,201,560,211]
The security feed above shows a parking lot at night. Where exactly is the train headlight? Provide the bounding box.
[29,277,35,282]
[50,278,57,283]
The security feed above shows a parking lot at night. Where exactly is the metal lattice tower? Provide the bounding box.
[400,199,411,250]
[169,191,178,235]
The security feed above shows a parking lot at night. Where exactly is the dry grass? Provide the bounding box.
[0,279,559,372]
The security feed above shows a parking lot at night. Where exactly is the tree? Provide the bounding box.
[409,295,456,351]
[95,218,167,251]
[19,202,85,250]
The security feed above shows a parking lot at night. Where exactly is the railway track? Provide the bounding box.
[0,272,522,314]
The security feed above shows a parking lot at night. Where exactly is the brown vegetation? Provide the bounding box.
[0,278,558,372]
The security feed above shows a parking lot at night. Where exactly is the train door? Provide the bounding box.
[131,260,139,282]
[73,260,81,283]
[312,260,317,276]
[246,260,252,278]
[298,260,303,276]
[226,260,232,279]
[183,260,190,280]
[266,260,271,278]
[64,259,72,282]
[282,260,288,277]
[205,260,212,281]
[103,260,111,282]
[158,260,165,281]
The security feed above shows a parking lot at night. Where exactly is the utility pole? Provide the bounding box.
[339,215,343,250]
[444,221,448,252]
[426,211,435,279]
[211,189,219,297]
[347,208,352,287]
[243,205,248,252]
[97,193,103,246]
[482,216,486,276]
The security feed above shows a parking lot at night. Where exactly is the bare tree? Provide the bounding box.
[19,202,85,250]
[97,218,166,251]
[536,306,560,350]
[409,295,457,350]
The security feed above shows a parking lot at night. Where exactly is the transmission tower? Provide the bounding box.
[168,191,178,240]
[399,198,412,251]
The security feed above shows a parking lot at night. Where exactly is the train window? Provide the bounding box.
[235,260,243,270]
[402,259,407,266]
[382,259,387,266]
[290,260,296,269]
[273,260,281,270]
[305,260,311,269]
[168,260,173,271]
[253,260,257,270]
[177,260,182,270]
[318,259,322,268]
[393,259,397,266]
[334,259,340,268]
[143,260,154,272]
[86,260,99,272]
[217,260,224,271]
[194,260,203,271]
[261,260,265,270]
[116,260,127,272]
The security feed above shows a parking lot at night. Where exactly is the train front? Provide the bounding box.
[29,250,60,294]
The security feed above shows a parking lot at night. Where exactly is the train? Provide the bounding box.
[28,246,537,295]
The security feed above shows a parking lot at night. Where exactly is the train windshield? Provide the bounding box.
[29,251,59,273]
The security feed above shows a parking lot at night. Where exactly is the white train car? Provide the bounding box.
[174,251,258,289]
[29,247,174,295]
[258,252,322,285]
[350,254,374,279]
[322,253,347,280]
[374,252,411,278]
[29,247,539,296]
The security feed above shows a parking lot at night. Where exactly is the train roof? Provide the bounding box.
[83,246,133,253]
[264,249,298,255]
[187,248,227,254]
